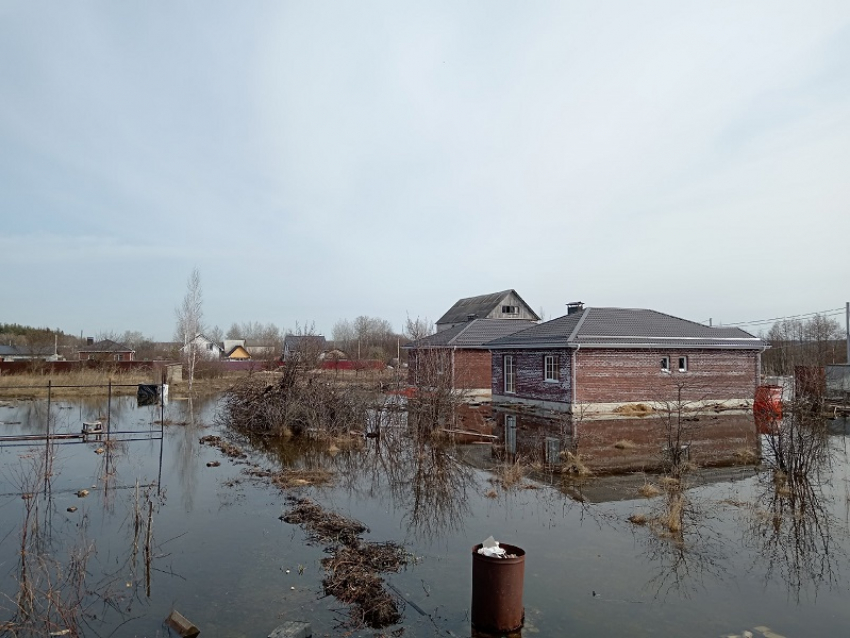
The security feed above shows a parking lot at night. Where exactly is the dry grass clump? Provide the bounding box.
[485,488,499,498]
[497,457,528,488]
[614,439,637,450]
[614,403,654,417]
[659,476,680,489]
[628,513,648,526]
[248,467,334,489]
[638,482,661,498]
[0,369,156,397]
[560,451,592,476]
[281,498,368,546]
[199,435,247,459]
[733,448,759,464]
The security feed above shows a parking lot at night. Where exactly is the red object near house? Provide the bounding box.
[754,385,782,434]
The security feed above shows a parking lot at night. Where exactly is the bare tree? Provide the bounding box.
[174,268,204,391]
[763,314,843,376]
[403,314,433,341]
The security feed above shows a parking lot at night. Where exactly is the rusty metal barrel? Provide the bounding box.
[471,542,526,633]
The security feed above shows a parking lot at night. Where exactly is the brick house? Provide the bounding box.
[487,305,766,414]
[78,339,136,362]
[406,318,537,398]
[435,289,539,332]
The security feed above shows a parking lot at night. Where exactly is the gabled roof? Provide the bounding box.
[224,344,251,358]
[79,339,135,353]
[436,289,540,326]
[405,319,538,349]
[486,307,765,350]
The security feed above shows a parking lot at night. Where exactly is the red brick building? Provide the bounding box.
[406,318,537,398]
[488,305,766,414]
[78,339,136,362]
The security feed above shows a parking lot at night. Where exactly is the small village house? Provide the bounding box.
[78,339,136,362]
[408,290,540,397]
[181,334,223,361]
[435,289,539,332]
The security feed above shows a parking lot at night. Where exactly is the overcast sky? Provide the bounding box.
[2,1,848,341]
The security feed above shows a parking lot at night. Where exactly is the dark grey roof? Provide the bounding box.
[78,339,134,353]
[487,307,765,350]
[406,319,538,349]
[436,289,539,325]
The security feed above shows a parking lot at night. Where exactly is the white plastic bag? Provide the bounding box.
[477,535,506,557]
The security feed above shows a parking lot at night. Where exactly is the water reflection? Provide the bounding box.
[2,450,165,636]
[747,407,846,599]
[254,398,478,542]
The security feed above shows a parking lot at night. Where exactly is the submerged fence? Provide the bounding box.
[0,381,167,494]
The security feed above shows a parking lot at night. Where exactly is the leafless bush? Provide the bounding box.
[220,369,373,438]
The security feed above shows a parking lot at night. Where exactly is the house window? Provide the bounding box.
[504,355,516,393]
[505,415,517,454]
[678,356,688,372]
[661,357,670,373]
[501,305,519,315]
[544,355,560,382]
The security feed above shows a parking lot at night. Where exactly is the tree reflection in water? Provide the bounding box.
[638,479,727,599]
[747,407,846,600]
[342,401,477,541]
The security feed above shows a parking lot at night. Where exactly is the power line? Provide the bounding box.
[722,307,845,328]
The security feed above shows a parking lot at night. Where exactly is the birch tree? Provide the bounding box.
[175,268,204,391]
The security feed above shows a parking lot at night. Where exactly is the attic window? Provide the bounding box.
[502,305,519,315]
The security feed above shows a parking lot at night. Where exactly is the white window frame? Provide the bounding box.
[544,355,559,382]
[661,356,670,373]
[504,355,516,393]
[678,356,688,372]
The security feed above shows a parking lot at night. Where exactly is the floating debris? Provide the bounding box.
[280,497,407,628]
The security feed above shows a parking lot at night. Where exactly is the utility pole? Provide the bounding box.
[845,301,849,365]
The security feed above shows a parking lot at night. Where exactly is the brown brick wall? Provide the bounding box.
[491,349,572,403]
[408,348,491,390]
[575,348,759,404]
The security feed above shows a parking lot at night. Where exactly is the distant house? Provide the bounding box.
[223,340,252,360]
[436,289,540,332]
[406,318,538,398]
[0,344,63,362]
[78,339,136,362]
[282,335,328,362]
[487,305,766,414]
[182,334,223,361]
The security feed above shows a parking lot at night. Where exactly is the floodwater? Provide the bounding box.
[1,395,850,637]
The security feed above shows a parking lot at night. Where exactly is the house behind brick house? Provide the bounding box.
[406,318,538,399]
[488,304,766,414]
[435,289,539,332]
